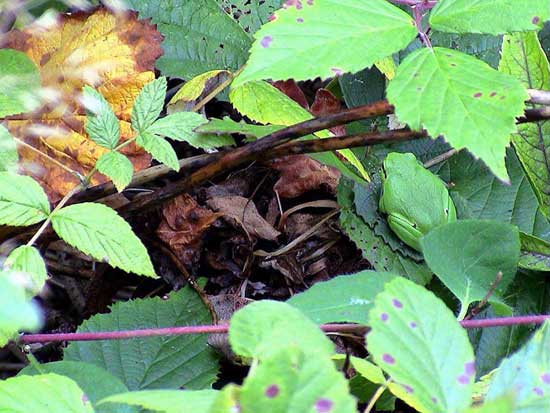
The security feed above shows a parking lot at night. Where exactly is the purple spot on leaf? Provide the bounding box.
[431,397,438,404]
[315,398,333,413]
[457,375,469,385]
[402,384,414,394]
[297,17,304,23]
[382,353,395,364]
[261,36,273,48]
[392,299,403,309]
[534,387,544,396]
[533,16,540,24]
[82,394,89,404]
[450,63,456,67]
[265,385,279,398]
[307,0,314,5]
[541,373,550,384]
[464,361,476,377]
[268,14,277,22]
[381,313,389,322]
[331,67,343,76]
[490,92,497,97]
[474,92,482,98]
[284,0,303,9]
[409,321,417,329]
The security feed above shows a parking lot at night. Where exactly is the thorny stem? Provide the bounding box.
[18,315,550,344]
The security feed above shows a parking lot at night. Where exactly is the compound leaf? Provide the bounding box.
[51,203,156,277]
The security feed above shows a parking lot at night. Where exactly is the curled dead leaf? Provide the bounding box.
[157,194,221,268]
[269,155,340,199]
[206,195,280,241]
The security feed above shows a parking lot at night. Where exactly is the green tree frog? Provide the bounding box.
[379,152,457,252]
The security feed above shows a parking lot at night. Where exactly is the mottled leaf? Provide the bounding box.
[388,47,527,181]
[368,277,475,413]
[234,0,417,86]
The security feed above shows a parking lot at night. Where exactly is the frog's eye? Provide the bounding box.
[412,223,418,229]
[444,208,449,215]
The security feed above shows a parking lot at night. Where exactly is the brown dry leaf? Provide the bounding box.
[157,194,221,267]
[272,79,309,109]
[311,88,345,136]
[270,155,340,198]
[207,196,280,241]
[2,8,163,200]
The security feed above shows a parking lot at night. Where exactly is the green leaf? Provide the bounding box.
[499,32,550,219]
[519,232,550,271]
[429,32,503,68]
[131,77,167,133]
[421,220,520,317]
[230,80,314,125]
[51,203,156,277]
[96,151,133,193]
[83,86,120,149]
[367,277,475,413]
[0,124,19,173]
[19,361,136,413]
[287,270,396,324]
[136,132,179,171]
[430,0,550,35]
[0,272,41,346]
[167,70,231,112]
[196,117,283,140]
[487,321,550,412]
[387,47,528,181]
[0,49,41,117]
[5,245,47,297]
[436,148,550,240]
[0,373,94,413]
[338,179,432,285]
[208,385,241,413]
[230,80,368,182]
[0,173,50,226]
[64,287,218,390]
[233,0,417,86]
[125,0,251,80]
[464,396,515,413]
[149,112,234,149]
[228,300,333,361]
[217,0,283,34]
[240,348,356,413]
[99,390,217,413]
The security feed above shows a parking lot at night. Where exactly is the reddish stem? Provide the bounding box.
[18,315,550,344]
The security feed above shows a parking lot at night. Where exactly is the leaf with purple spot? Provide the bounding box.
[233,0,417,87]
[387,47,527,181]
[430,0,550,36]
[240,348,356,413]
[367,277,475,413]
[228,300,334,361]
[486,321,550,412]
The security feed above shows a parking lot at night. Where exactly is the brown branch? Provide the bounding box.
[117,101,395,216]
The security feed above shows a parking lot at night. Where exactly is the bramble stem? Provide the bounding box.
[18,315,550,344]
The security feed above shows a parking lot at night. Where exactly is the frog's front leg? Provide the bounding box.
[387,213,424,252]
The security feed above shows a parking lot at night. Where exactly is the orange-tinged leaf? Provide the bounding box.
[2,8,163,201]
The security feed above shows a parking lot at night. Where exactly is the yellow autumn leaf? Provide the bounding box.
[2,8,163,200]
